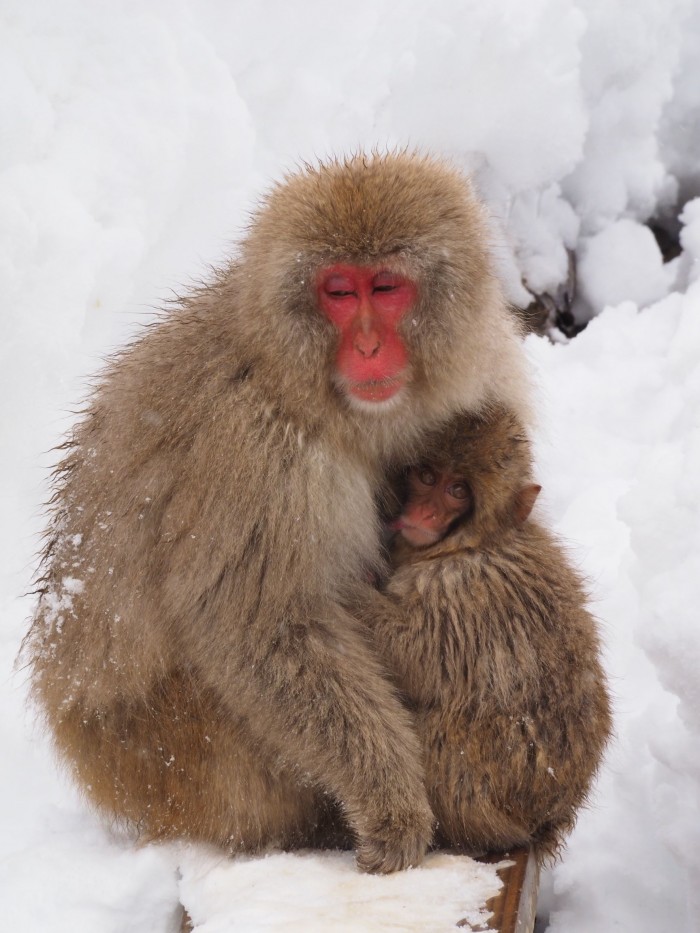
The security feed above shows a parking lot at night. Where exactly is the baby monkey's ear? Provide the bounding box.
[513,484,542,524]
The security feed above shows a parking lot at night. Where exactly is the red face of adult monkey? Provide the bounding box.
[317,265,417,403]
[25,153,530,874]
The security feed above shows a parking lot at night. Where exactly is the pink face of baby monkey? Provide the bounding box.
[394,464,542,548]
[394,466,472,547]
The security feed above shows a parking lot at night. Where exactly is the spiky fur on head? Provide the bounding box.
[232,152,531,458]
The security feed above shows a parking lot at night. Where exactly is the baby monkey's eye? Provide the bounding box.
[447,482,470,501]
[416,467,437,486]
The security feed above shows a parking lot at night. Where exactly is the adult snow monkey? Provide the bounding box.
[26,153,530,873]
[371,408,612,859]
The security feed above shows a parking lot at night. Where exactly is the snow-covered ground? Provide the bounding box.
[2,1,699,930]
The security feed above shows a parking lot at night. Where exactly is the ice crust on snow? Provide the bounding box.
[2,1,700,931]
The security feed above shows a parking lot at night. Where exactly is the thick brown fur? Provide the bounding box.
[24,152,531,872]
[370,408,612,860]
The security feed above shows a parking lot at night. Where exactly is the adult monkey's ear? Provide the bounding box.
[513,484,541,524]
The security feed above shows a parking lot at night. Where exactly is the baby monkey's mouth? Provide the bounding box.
[392,518,441,548]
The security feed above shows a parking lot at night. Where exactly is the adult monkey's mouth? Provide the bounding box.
[347,374,407,402]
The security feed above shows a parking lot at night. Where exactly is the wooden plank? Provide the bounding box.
[179,905,193,932]
[478,848,540,933]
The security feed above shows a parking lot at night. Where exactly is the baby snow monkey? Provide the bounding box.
[371,408,612,858]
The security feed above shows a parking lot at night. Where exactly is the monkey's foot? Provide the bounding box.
[355,806,434,874]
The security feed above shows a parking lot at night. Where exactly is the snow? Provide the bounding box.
[178,848,505,932]
[576,219,675,318]
[527,284,700,931]
[2,1,699,930]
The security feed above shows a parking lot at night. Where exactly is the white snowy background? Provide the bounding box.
[2,0,699,930]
